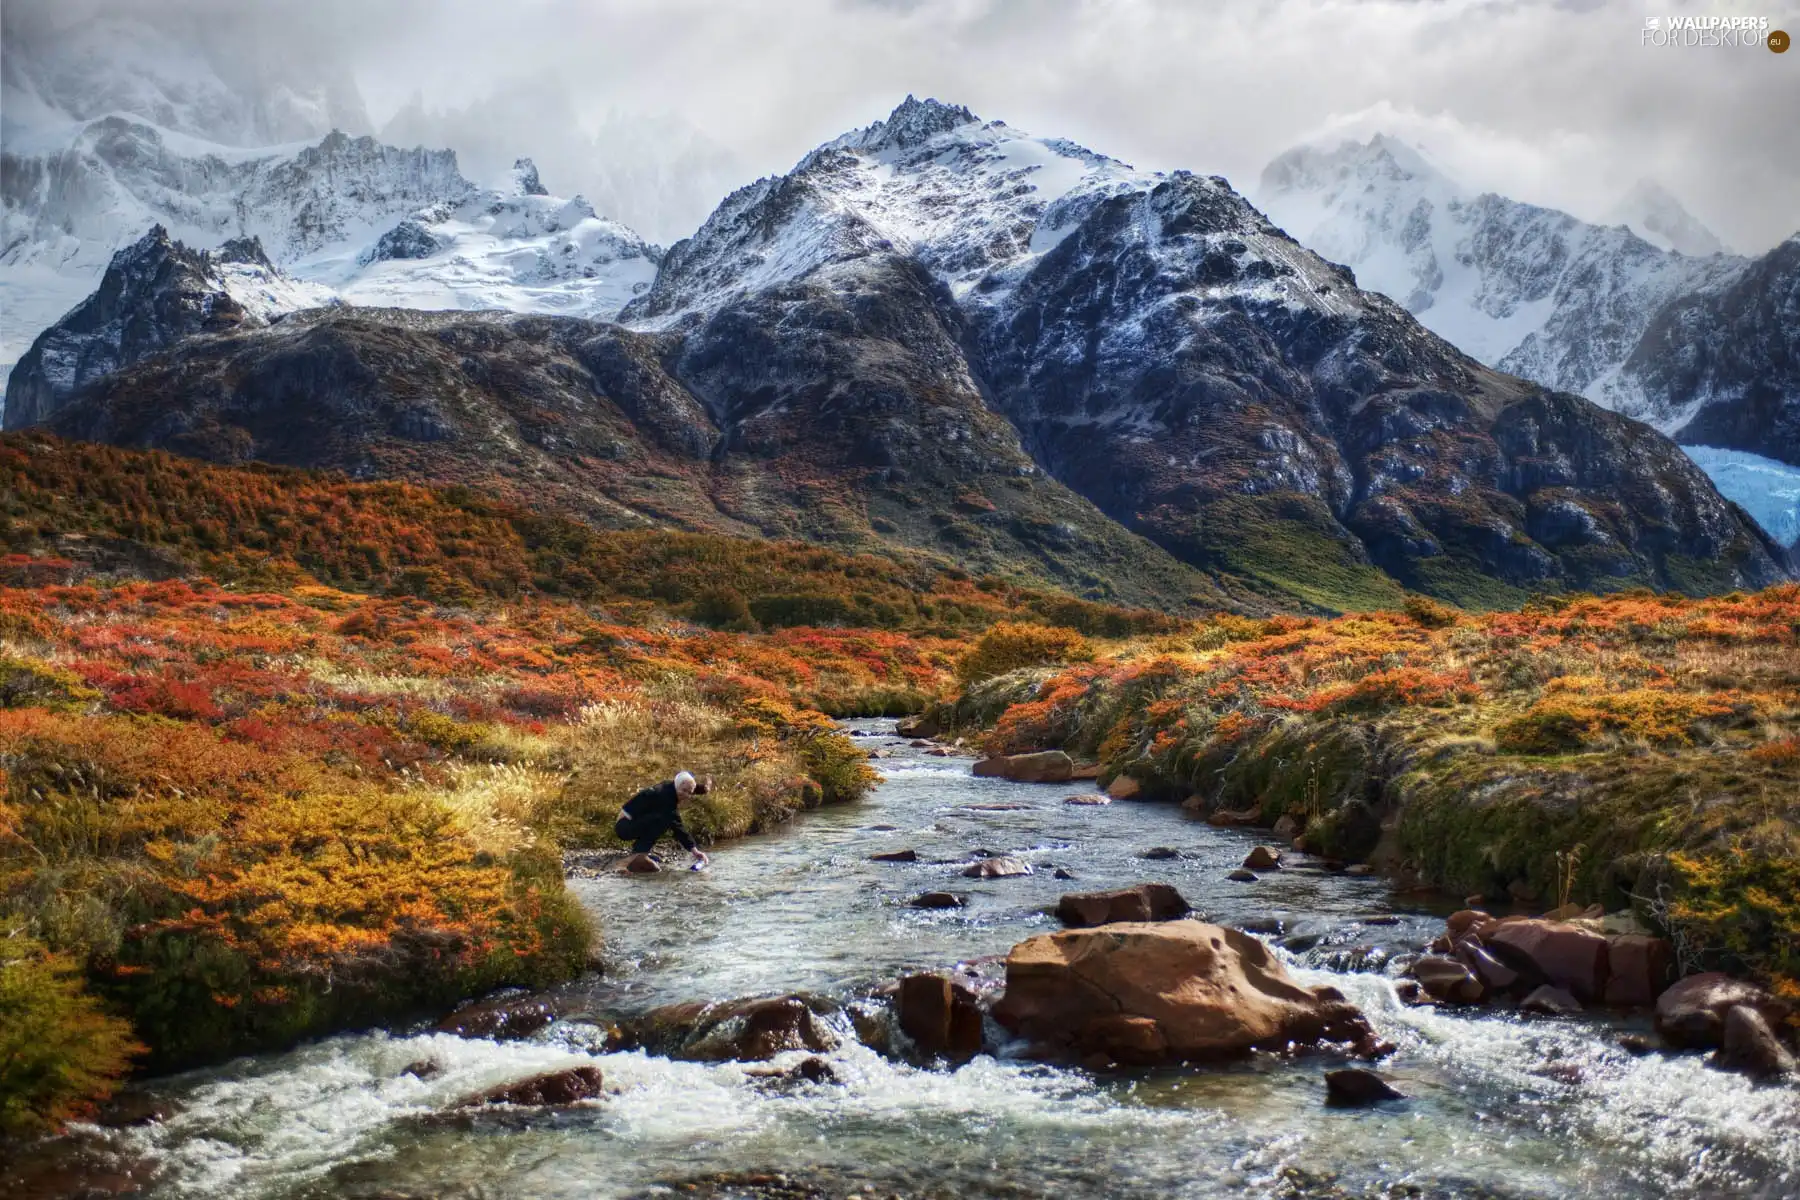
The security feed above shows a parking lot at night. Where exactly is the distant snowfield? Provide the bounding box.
[1681,447,1800,549]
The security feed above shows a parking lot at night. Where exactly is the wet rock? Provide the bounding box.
[1055,884,1191,928]
[866,824,900,832]
[461,1064,603,1108]
[896,972,984,1061]
[1618,1033,1656,1056]
[910,739,932,748]
[1070,762,1102,780]
[1411,956,1485,1004]
[1207,806,1261,827]
[1137,846,1183,860]
[1361,914,1401,927]
[910,891,967,909]
[1603,934,1676,1008]
[1324,1068,1405,1107]
[927,747,955,757]
[435,996,558,1041]
[744,1056,840,1086]
[400,1059,442,1081]
[971,750,1073,783]
[622,852,661,874]
[1226,869,1258,883]
[1053,868,1076,881]
[1272,814,1300,841]
[1656,973,1792,1050]
[1344,864,1375,876]
[1106,775,1143,801]
[610,995,839,1061]
[869,848,919,863]
[962,803,1031,811]
[1456,943,1521,994]
[1520,985,1583,1016]
[1393,980,1424,1005]
[895,714,939,739]
[94,1089,181,1128]
[962,855,1033,878]
[1712,1007,1796,1079]
[1486,919,1610,1003]
[993,921,1383,1065]
[1064,793,1111,806]
[1243,846,1283,871]
[1446,909,1494,941]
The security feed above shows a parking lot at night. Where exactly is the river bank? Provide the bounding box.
[8,724,1796,1199]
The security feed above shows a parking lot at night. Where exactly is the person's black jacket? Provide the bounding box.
[618,779,703,850]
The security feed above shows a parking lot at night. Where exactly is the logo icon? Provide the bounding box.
[1645,16,1661,30]
[1771,29,1791,52]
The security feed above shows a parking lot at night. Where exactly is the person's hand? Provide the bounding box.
[691,849,710,870]
[700,776,714,795]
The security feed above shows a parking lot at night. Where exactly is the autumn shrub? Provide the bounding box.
[955,622,1093,686]
[0,931,141,1137]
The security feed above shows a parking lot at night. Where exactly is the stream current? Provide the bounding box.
[31,722,1800,1199]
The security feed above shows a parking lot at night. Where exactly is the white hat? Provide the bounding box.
[674,771,697,791]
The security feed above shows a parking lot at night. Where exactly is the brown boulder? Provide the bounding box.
[869,848,919,863]
[1445,909,1494,941]
[1064,793,1112,806]
[971,750,1074,783]
[963,855,1033,879]
[609,995,839,1062]
[1324,1068,1405,1107]
[1485,920,1609,1002]
[1456,943,1521,994]
[910,891,967,909]
[1520,985,1583,1015]
[1271,814,1300,841]
[622,853,661,874]
[462,1065,603,1108]
[895,714,939,739]
[896,973,985,1061]
[991,921,1381,1065]
[1070,762,1102,780]
[1603,935,1676,1007]
[1207,807,1261,827]
[1242,846,1282,871]
[436,996,558,1041]
[1712,1006,1797,1078]
[1106,775,1143,801]
[1655,973,1791,1050]
[1226,869,1258,883]
[1055,884,1191,928]
[1411,956,1485,1004]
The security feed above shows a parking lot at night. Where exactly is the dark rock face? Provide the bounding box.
[895,972,984,1061]
[1055,884,1191,928]
[1655,973,1792,1050]
[5,226,263,429]
[1712,1006,1796,1079]
[1641,237,1800,467]
[1324,1068,1405,1107]
[607,994,839,1062]
[435,996,558,1041]
[360,218,443,264]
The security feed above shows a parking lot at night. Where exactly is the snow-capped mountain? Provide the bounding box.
[1606,179,1730,258]
[1,21,658,391]
[1255,135,1745,418]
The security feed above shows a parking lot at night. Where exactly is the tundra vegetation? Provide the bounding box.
[1,431,1795,1133]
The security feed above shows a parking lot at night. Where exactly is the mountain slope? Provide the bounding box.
[631,99,1787,605]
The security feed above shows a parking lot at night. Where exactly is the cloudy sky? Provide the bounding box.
[6,0,1798,250]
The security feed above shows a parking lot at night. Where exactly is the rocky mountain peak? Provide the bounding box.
[869,95,980,150]
[509,157,549,197]
[1606,178,1730,258]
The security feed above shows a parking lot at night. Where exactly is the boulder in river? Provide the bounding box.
[1138,846,1183,860]
[1655,973,1792,1050]
[1712,1006,1797,1079]
[1064,793,1111,806]
[1242,846,1282,871]
[1485,919,1610,1003]
[992,921,1384,1065]
[608,994,839,1062]
[1603,935,1676,1007]
[436,996,559,1041]
[1226,869,1258,883]
[971,750,1074,783]
[895,714,940,739]
[910,891,968,909]
[963,855,1033,879]
[1410,956,1485,1004]
[1206,806,1261,827]
[1106,775,1143,801]
[1324,1068,1405,1107]
[1520,985,1583,1016]
[460,1065,603,1108]
[869,848,919,863]
[744,1056,841,1086]
[1055,884,1191,928]
[896,972,985,1061]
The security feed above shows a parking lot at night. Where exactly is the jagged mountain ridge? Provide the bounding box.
[19,97,1787,610]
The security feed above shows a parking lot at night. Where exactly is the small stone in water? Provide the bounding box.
[1325,1068,1405,1106]
[1138,847,1183,860]
[1227,869,1258,882]
[910,892,967,909]
[869,848,918,862]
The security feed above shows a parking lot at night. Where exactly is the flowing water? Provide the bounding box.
[27,723,1800,1199]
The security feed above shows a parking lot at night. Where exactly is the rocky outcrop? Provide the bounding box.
[971,750,1074,783]
[992,921,1383,1065]
[460,1064,603,1108]
[1054,884,1191,928]
[1654,973,1792,1050]
[1484,919,1610,1003]
[607,994,840,1062]
[1712,1006,1796,1079]
[895,972,984,1061]
[435,996,558,1041]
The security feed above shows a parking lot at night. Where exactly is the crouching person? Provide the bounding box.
[615,770,712,869]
